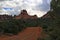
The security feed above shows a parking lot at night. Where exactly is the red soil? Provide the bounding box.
[0,27,42,40]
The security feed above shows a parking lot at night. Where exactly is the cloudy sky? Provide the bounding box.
[0,0,51,17]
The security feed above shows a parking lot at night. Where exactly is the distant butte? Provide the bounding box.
[14,10,38,19]
[0,10,38,20]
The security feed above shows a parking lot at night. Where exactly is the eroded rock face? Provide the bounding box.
[0,10,38,20]
[41,11,57,19]
[15,10,38,19]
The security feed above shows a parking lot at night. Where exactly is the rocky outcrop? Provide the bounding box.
[0,10,38,21]
[14,10,37,19]
[41,13,51,19]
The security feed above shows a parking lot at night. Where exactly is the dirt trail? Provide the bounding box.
[0,27,42,40]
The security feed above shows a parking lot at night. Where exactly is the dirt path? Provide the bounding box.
[0,27,42,40]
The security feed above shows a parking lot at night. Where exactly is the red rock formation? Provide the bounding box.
[15,10,37,19]
[41,13,51,19]
[41,11,56,19]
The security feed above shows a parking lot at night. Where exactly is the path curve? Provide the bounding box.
[0,27,42,40]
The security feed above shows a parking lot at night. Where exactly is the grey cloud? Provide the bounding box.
[0,0,12,1]
[0,0,51,17]
[8,6,21,15]
[0,0,5,1]
[9,10,20,16]
[33,0,50,12]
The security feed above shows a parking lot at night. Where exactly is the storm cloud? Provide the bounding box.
[0,0,51,17]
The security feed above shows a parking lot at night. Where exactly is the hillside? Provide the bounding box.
[37,0,60,40]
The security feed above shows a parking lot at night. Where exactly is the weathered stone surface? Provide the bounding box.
[15,10,37,19]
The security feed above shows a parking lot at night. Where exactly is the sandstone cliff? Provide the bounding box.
[14,10,37,19]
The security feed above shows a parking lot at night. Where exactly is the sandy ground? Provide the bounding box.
[0,27,42,40]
